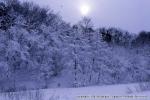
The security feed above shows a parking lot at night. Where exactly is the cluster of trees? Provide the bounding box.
[0,0,150,92]
[0,2,14,30]
[99,28,132,46]
[0,0,70,91]
[132,31,150,46]
[100,27,150,47]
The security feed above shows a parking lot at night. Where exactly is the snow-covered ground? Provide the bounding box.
[0,83,149,100]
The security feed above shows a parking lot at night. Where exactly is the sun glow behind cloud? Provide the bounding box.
[78,0,95,17]
[80,3,91,16]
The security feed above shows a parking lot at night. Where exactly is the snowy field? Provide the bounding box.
[0,83,149,100]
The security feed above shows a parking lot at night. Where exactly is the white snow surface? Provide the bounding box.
[0,83,150,100]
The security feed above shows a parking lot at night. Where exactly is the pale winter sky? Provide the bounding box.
[22,0,150,33]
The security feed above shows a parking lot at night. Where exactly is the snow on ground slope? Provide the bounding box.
[0,83,149,100]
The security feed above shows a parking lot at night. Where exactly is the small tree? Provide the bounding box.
[99,28,112,43]
[78,17,94,34]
